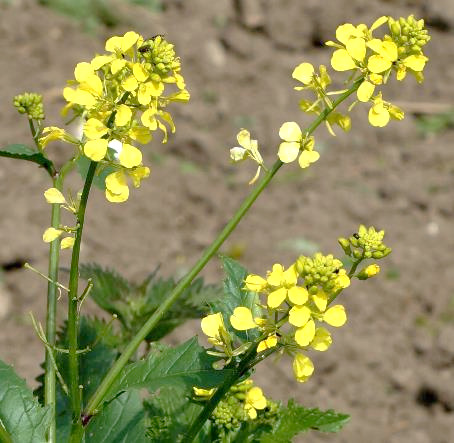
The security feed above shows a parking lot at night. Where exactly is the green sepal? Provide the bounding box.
[0,144,55,177]
[0,358,51,443]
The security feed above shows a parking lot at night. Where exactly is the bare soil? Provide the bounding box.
[1,1,454,441]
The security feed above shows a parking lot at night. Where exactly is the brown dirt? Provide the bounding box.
[1,0,454,441]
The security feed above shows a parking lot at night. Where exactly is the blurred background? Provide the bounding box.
[0,0,453,441]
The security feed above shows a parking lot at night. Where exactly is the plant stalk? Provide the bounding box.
[84,79,362,417]
[67,161,97,435]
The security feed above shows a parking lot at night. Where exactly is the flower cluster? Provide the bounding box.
[194,379,268,422]
[13,93,45,120]
[40,32,189,203]
[201,226,391,384]
[326,15,429,126]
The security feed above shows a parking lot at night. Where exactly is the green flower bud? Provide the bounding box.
[372,251,384,259]
[338,237,352,255]
[13,92,44,120]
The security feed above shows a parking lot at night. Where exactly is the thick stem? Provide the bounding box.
[67,161,97,434]
[85,79,362,417]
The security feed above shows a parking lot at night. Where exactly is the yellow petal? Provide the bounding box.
[71,89,96,108]
[336,23,359,45]
[312,289,328,312]
[292,62,314,84]
[370,16,388,32]
[201,312,224,339]
[84,118,108,140]
[279,121,302,142]
[122,76,139,92]
[120,31,140,53]
[148,81,165,97]
[293,353,314,382]
[138,83,153,105]
[83,74,103,96]
[357,81,375,102]
[331,49,357,71]
[346,37,366,62]
[237,129,251,150]
[267,264,284,286]
[403,55,428,72]
[91,55,113,70]
[106,188,129,203]
[230,307,257,331]
[133,63,149,82]
[323,305,347,327]
[289,305,311,327]
[310,327,332,351]
[105,35,123,52]
[257,334,278,352]
[336,270,350,289]
[366,38,384,53]
[367,55,392,74]
[74,62,94,82]
[267,287,287,309]
[43,227,63,243]
[111,59,127,75]
[295,319,316,346]
[368,103,390,127]
[115,104,132,127]
[84,139,108,162]
[129,166,150,188]
[105,171,128,194]
[193,387,215,397]
[60,237,75,249]
[381,41,398,62]
[44,188,66,204]
[278,142,300,163]
[287,286,309,305]
[246,387,267,410]
[244,274,267,292]
[141,108,158,130]
[366,264,380,277]
[119,143,142,168]
[298,150,319,169]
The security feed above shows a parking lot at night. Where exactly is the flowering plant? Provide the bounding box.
[0,14,429,443]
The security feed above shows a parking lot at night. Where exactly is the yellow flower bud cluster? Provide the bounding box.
[326,16,429,127]
[40,31,189,203]
[13,92,44,120]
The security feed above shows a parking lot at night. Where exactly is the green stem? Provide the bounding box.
[0,421,12,443]
[44,160,75,443]
[67,161,97,436]
[84,79,362,418]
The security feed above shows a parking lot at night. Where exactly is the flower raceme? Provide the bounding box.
[39,32,189,204]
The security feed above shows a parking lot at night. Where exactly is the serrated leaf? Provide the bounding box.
[0,144,55,177]
[85,390,147,442]
[106,337,232,403]
[210,257,261,342]
[0,359,51,443]
[259,400,350,443]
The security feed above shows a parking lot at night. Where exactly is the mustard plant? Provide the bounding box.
[0,15,429,443]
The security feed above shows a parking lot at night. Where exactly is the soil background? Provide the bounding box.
[1,1,454,442]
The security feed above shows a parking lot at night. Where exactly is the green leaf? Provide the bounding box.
[0,144,55,177]
[106,337,233,403]
[0,359,51,443]
[144,386,210,443]
[259,400,350,442]
[210,257,261,342]
[85,390,147,442]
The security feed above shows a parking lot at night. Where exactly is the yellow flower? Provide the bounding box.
[278,122,319,169]
[104,166,150,203]
[193,387,215,398]
[294,319,316,347]
[257,334,278,352]
[83,118,109,140]
[312,289,328,312]
[367,40,398,73]
[44,188,66,204]
[118,143,142,169]
[244,386,267,419]
[230,129,264,185]
[105,31,141,55]
[129,125,152,144]
[310,327,332,351]
[244,274,268,292]
[115,104,133,127]
[368,97,390,127]
[357,80,375,102]
[366,264,380,277]
[230,307,257,331]
[39,127,78,149]
[293,353,314,383]
[266,264,307,308]
[323,305,347,327]
[43,227,63,243]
